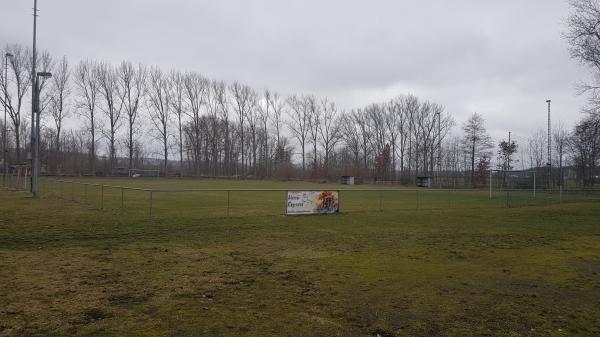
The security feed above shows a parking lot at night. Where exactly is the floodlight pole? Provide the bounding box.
[546,99,551,189]
[437,110,441,188]
[32,71,51,197]
[3,52,13,187]
[30,0,38,195]
[507,131,511,171]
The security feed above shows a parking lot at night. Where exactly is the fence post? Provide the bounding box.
[149,190,153,219]
[533,171,536,199]
[559,185,563,203]
[489,169,492,200]
[284,190,288,215]
[416,190,420,210]
[226,190,230,217]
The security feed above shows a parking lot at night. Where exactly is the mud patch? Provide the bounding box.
[278,248,332,259]
[107,290,152,305]
[574,258,600,278]
[72,308,111,325]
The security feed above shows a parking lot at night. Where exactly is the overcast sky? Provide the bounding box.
[0,0,590,144]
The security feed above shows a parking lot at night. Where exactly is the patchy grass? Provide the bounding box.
[1,183,600,337]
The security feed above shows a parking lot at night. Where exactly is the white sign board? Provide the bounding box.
[286,191,340,215]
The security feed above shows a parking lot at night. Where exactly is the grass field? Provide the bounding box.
[1,179,600,336]
[36,177,600,220]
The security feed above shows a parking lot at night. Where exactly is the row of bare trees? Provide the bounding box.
[1,42,598,185]
[1,44,459,181]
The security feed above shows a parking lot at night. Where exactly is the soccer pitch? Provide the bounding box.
[1,179,599,336]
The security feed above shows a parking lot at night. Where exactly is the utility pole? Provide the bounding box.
[507,131,511,170]
[437,110,441,188]
[30,0,38,195]
[546,99,551,189]
[3,53,13,187]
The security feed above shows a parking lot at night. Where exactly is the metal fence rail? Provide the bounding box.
[37,179,600,220]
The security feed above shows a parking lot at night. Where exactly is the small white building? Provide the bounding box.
[341,176,355,185]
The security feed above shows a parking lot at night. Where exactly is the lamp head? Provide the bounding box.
[5,53,13,58]
[37,72,52,78]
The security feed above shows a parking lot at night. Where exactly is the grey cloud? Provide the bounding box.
[0,0,590,141]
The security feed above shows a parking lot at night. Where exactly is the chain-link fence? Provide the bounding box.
[34,179,600,220]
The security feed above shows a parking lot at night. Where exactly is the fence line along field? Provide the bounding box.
[1,181,600,337]
[38,177,600,220]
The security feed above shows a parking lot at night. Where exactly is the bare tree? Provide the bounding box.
[230,82,252,175]
[318,98,341,176]
[339,113,361,174]
[462,113,493,186]
[268,91,285,149]
[286,94,310,173]
[0,44,31,162]
[46,56,70,173]
[212,81,230,175]
[245,90,260,175]
[553,120,570,186]
[96,61,124,173]
[385,98,400,179]
[147,67,171,176]
[205,80,228,175]
[305,95,321,172]
[73,60,100,174]
[258,89,272,176]
[569,114,600,186]
[565,0,600,113]
[118,61,147,169]
[352,108,371,174]
[169,70,186,174]
[183,72,208,175]
[365,103,387,174]
[527,129,547,169]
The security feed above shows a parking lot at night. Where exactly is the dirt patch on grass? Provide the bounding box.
[107,290,153,305]
[278,248,332,259]
[574,258,600,278]
[71,307,111,325]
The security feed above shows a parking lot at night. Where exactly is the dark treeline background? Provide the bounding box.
[1,43,599,186]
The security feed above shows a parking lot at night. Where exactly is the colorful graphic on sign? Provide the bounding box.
[286,191,339,215]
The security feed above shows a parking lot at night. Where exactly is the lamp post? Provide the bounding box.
[437,110,441,188]
[31,71,51,196]
[546,99,551,189]
[3,52,13,187]
[30,0,38,194]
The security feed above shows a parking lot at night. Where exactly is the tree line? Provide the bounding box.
[1,41,599,186]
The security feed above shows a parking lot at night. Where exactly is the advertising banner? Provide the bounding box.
[286,191,339,215]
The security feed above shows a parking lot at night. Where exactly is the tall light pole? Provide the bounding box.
[437,110,441,188]
[546,99,551,189]
[32,71,51,197]
[30,0,38,194]
[3,52,13,187]
[507,131,511,171]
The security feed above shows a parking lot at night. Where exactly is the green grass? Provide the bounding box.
[1,179,600,336]
[37,177,570,219]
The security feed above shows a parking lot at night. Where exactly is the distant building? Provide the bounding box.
[341,176,355,185]
[416,176,432,188]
